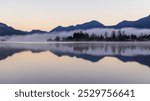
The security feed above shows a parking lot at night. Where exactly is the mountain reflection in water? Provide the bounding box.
[0,42,150,84]
[0,42,150,67]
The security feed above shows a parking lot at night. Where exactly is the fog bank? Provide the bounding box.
[0,28,150,42]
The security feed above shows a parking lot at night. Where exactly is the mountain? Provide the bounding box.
[0,23,47,36]
[1,14,150,36]
[0,23,7,28]
[0,22,26,36]
[29,30,47,34]
[50,15,150,32]
[50,20,105,32]
[112,15,150,29]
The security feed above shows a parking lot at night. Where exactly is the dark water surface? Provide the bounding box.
[0,42,150,84]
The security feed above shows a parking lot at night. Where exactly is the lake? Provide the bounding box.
[0,42,150,84]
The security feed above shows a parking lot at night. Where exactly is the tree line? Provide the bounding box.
[47,30,150,41]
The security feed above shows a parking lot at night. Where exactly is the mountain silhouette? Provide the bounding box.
[0,23,49,36]
[29,30,48,34]
[0,23,26,36]
[111,15,150,29]
[50,20,105,32]
[50,15,150,32]
[1,14,150,36]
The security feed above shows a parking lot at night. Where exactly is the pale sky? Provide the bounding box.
[0,0,150,31]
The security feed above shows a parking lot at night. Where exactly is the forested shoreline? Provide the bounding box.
[47,30,150,42]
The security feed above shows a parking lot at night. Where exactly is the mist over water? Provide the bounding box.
[1,28,150,42]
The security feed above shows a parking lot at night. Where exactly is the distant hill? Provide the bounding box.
[29,30,48,34]
[0,23,48,36]
[50,20,105,32]
[111,15,150,29]
[0,23,26,36]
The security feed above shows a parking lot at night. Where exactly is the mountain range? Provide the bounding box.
[0,23,48,36]
[111,15,150,29]
[50,20,105,32]
[0,15,150,36]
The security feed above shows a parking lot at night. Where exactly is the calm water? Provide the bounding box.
[0,42,150,84]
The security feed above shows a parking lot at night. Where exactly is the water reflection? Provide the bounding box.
[0,42,150,67]
[0,42,150,84]
[0,51,150,84]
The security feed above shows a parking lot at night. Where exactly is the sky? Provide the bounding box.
[0,0,150,31]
